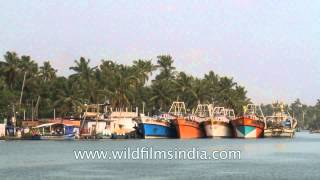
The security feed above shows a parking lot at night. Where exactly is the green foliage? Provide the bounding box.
[4,51,309,125]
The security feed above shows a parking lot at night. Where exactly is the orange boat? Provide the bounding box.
[169,102,206,139]
[173,117,204,138]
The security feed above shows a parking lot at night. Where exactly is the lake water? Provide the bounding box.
[1,132,320,180]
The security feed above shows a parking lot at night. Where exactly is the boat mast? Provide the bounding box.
[168,101,186,116]
[194,104,210,118]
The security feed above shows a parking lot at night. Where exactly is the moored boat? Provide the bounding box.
[136,114,176,139]
[264,102,297,138]
[34,123,77,140]
[231,104,266,138]
[204,107,234,138]
[173,117,204,139]
[170,102,205,139]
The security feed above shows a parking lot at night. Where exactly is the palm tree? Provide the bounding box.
[17,55,39,107]
[189,78,210,107]
[53,78,82,117]
[39,61,57,82]
[1,52,20,89]
[214,76,236,106]
[0,52,256,120]
[107,65,139,108]
[150,79,174,111]
[69,57,98,103]
[172,72,194,105]
[155,55,176,80]
[132,59,155,85]
[204,71,219,98]
[69,57,96,82]
[151,55,177,111]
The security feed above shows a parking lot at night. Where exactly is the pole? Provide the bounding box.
[302,111,305,129]
[54,109,56,120]
[13,104,16,127]
[31,100,34,121]
[35,96,40,119]
[142,102,145,115]
[19,72,27,105]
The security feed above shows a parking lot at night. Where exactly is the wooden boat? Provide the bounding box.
[231,104,266,138]
[170,102,205,139]
[264,102,297,138]
[135,114,176,139]
[204,107,234,138]
[34,123,77,140]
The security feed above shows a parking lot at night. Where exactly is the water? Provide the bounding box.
[1,132,320,180]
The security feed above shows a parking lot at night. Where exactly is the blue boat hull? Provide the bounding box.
[138,122,177,139]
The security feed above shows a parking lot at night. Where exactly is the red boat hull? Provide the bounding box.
[173,118,204,139]
[231,117,265,138]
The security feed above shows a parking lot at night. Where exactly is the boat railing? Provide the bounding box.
[213,115,230,123]
[245,114,265,121]
[168,101,187,117]
[194,104,211,118]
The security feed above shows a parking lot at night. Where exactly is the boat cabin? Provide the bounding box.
[35,123,78,136]
[107,111,138,135]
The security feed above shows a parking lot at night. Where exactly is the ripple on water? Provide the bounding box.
[0,132,319,180]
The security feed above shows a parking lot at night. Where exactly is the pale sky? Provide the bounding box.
[0,0,319,105]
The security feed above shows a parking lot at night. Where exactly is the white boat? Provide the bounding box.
[35,123,77,140]
[264,102,297,138]
[204,107,234,138]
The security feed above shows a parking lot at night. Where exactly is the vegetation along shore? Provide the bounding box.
[0,51,319,130]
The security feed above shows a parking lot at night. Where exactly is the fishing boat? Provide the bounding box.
[80,104,108,139]
[231,104,266,138]
[107,109,138,139]
[135,114,176,139]
[264,102,297,138]
[204,107,234,138]
[34,123,77,140]
[171,102,205,139]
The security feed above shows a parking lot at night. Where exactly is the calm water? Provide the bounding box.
[1,132,320,180]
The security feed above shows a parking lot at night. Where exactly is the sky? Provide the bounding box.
[0,0,319,105]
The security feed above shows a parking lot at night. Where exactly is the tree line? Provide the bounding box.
[0,51,319,129]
